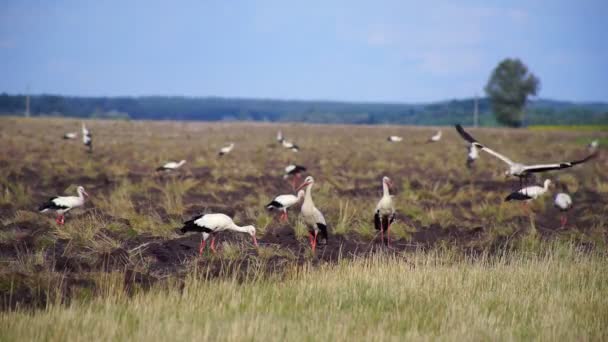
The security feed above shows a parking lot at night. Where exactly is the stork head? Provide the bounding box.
[77,186,89,198]
[243,225,258,247]
[179,159,187,165]
[544,179,552,190]
[382,176,393,188]
[296,176,314,191]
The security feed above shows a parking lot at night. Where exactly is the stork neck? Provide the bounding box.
[229,224,251,233]
[304,184,313,204]
[382,182,390,197]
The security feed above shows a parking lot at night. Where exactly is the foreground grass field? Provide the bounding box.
[2,245,607,340]
[0,117,607,340]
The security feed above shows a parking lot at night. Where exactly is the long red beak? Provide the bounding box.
[296,181,311,192]
[252,235,258,247]
[83,191,90,198]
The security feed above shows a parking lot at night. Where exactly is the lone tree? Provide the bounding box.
[485,58,540,127]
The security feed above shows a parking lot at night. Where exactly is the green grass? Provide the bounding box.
[529,125,608,132]
[1,245,607,341]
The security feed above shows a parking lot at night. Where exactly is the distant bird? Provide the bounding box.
[277,130,284,143]
[156,160,186,172]
[266,190,305,222]
[455,124,597,186]
[554,192,573,228]
[284,164,307,189]
[63,132,78,140]
[374,176,395,246]
[39,186,89,225]
[82,123,92,152]
[387,136,403,142]
[297,176,328,252]
[282,139,300,152]
[218,143,235,156]
[179,213,258,255]
[466,143,479,169]
[505,179,551,213]
[428,130,442,143]
[588,139,599,152]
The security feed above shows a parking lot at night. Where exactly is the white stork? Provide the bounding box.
[296,176,328,252]
[277,130,284,143]
[63,132,78,140]
[554,192,573,228]
[82,123,92,152]
[266,190,305,222]
[374,176,395,246]
[282,139,300,152]
[218,143,235,156]
[428,130,442,143]
[39,186,89,225]
[387,136,403,142]
[456,124,597,185]
[588,139,599,152]
[179,213,258,255]
[505,179,551,214]
[284,164,307,189]
[466,143,479,169]
[156,160,186,172]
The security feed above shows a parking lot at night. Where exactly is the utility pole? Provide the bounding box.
[25,84,30,117]
[473,94,479,127]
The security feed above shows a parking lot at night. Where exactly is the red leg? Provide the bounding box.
[312,231,318,253]
[560,215,567,228]
[55,215,61,225]
[386,223,391,247]
[210,236,217,253]
[59,215,65,225]
[199,239,206,256]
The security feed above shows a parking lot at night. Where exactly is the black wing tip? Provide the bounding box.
[266,200,282,210]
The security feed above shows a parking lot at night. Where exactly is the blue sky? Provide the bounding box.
[1,0,606,102]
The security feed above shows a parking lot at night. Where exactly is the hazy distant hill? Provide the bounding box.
[1,93,606,126]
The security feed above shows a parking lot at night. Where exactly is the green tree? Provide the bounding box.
[485,58,540,127]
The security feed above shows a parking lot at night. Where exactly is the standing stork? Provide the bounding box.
[277,130,284,143]
[282,139,300,152]
[82,123,92,152]
[266,190,305,222]
[156,160,186,172]
[284,164,307,189]
[374,176,395,246]
[63,132,78,140]
[505,179,552,214]
[39,186,89,225]
[218,143,235,156]
[296,176,328,252]
[554,192,573,228]
[179,213,258,255]
[456,124,597,186]
[428,130,442,143]
[588,139,599,152]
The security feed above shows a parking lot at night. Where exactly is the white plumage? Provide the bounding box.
[266,190,305,222]
[296,176,328,252]
[429,130,442,142]
[277,130,284,143]
[387,136,403,142]
[218,143,235,156]
[180,213,257,255]
[505,179,551,202]
[82,123,92,152]
[466,143,479,168]
[39,186,89,225]
[63,132,78,140]
[374,176,395,246]
[282,139,299,152]
[554,192,573,228]
[157,160,186,171]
